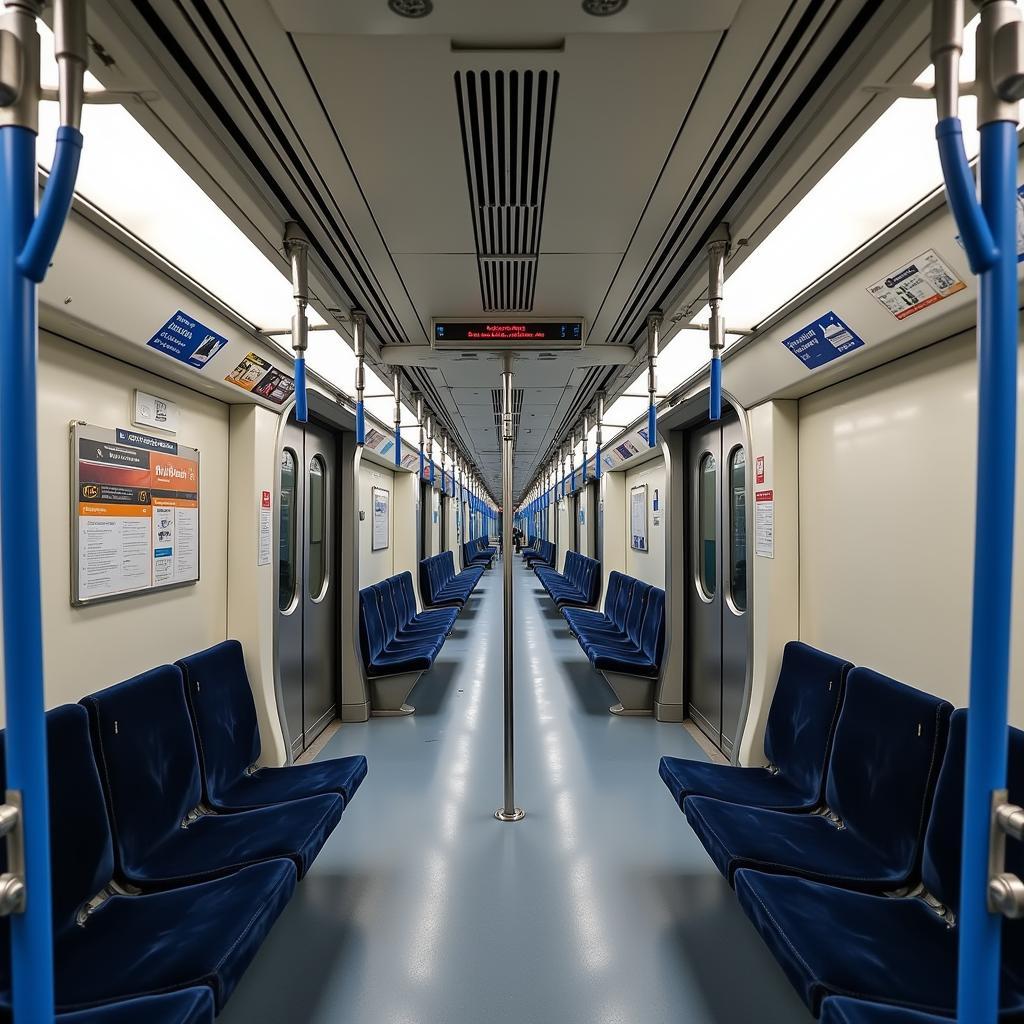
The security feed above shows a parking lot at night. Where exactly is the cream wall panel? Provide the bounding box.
[799,332,1024,724]
[393,471,419,594]
[600,471,626,598]
[556,497,570,568]
[359,463,396,586]
[1,333,230,723]
[624,458,666,587]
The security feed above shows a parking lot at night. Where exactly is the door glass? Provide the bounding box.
[698,452,717,597]
[279,448,297,611]
[729,447,747,611]
[308,455,327,600]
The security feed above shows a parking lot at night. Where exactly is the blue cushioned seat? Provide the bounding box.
[685,668,952,888]
[820,998,957,1023]
[588,585,664,677]
[177,640,367,811]
[660,641,851,811]
[421,552,480,608]
[734,711,1024,1017]
[580,580,650,655]
[524,539,555,569]
[360,585,442,676]
[0,705,295,1013]
[388,575,456,637]
[537,552,602,609]
[564,572,633,640]
[0,989,216,1023]
[83,666,344,885]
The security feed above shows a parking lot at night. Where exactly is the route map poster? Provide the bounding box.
[72,423,200,605]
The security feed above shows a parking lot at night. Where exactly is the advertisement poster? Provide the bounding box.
[630,484,648,551]
[147,310,228,369]
[372,486,390,551]
[224,352,295,405]
[868,249,966,320]
[781,311,865,370]
[73,423,200,605]
[755,489,774,559]
[258,489,272,567]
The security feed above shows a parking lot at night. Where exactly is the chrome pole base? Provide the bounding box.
[495,807,525,822]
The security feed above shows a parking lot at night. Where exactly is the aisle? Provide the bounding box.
[219,557,813,1024]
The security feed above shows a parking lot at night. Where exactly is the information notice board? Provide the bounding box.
[72,422,200,605]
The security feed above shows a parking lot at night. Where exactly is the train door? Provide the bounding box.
[419,480,432,558]
[440,493,449,551]
[571,491,580,551]
[278,418,339,756]
[686,416,748,756]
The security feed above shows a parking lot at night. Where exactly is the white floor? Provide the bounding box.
[218,558,814,1024]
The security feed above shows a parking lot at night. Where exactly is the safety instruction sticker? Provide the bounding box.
[755,490,774,559]
[781,311,865,370]
[868,249,966,320]
[147,311,228,369]
[224,352,295,405]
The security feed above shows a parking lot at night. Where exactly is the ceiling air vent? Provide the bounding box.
[491,387,524,445]
[454,70,559,312]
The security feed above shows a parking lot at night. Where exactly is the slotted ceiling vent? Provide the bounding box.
[454,70,559,312]
[491,387,524,446]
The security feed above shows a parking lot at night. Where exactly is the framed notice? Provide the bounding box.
[71,422,200,606]
[371,486,390,551]
[630,483,648,551]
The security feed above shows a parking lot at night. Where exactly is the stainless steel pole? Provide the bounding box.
[496,352,524,822]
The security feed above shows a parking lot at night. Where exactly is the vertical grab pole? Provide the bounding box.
[595,392,604,481]
[352,310,367,445]
[646,312,660,446]
[569,431,577,493]
[426,412,435,488]
[415,392,425,479]
[581,413,589,483]
[707,227,730,423]
[441,433,448,494]
[391,369,402,467]
[1,2,86,1019]
[284,223,310,423]
[496,353,525,822]
[931,2,1022,1019]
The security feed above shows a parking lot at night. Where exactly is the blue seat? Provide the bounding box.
[734,711,1024,1017]
[0,989,216,1023]
[578,579,650,657]
[660,642,851,811]
[177,640,367,811]
[587,586,664,677]
[463,538,494,567]
[421,552,480,608]
[685,668,952,889]
[359,584,443,676]
[524,539,555,569]
[82,666,343,886]
[390,571,457,634]
[564,572,633,640]
[820,998,957,1023]
[0,705,295,1013]
[536,551,601,609]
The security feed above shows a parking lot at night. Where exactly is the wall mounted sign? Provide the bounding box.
[431,317,584,350]
[72,422,200,606]
[372,486,390,551]
[868,249,966,320]
[755,489,774,559]
[133,390,179,434]
[781,311,864,370]
[258,489,272,567]
[146,310,227,369]
[224,352,295,405]
[630,483,648,552]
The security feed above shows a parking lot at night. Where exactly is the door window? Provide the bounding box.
[698,452,717,597]
[728,447,747,611]
[279,448,298,611]
[308,455,328,600]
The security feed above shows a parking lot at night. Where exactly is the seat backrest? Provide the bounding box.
[825,668,951,869]
[603,572,623,616]
[0,705,114,939]
[376,580,401,642]
[585,559,602,604]
[923,710,1024,911]
[613,573,637,629]
[443,551,456,583]
[82,666,203,872]
[624,580,650,646]
[390,574,411,628]
[398,572,420,625]
[418,559,434,605]
[763,642,852,805]
[360,586,386,663]
[178,640,261,803]
[639,586,666,665]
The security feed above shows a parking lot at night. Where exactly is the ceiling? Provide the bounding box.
[92,0,931,503]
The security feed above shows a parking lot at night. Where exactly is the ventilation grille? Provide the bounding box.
[455,70,559,311]
[491,387,524,446]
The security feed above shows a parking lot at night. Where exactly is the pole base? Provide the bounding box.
[495,807,525,822]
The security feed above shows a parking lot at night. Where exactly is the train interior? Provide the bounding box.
[0,0,1023,1021]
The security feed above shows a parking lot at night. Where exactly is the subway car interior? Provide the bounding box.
[1,0,1024,1021]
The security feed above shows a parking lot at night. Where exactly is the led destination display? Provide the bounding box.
[431,319,584,349]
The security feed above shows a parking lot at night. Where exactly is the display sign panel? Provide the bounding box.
[431,318,584,350]
[72,422,200,606]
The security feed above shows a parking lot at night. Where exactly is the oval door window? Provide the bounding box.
[729,447,747,612]
[308,455,328,600]
[279,448,298,612]
[698,451,717,598]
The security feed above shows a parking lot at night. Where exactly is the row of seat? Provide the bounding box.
[522,537,555,569]
[0,639,366,1020]
[420,550,484,608]
[660,640,1024,1019]
[535,550,601,609]
[359,570,460,714]
[463,536,496,568]
[563,571,666,715]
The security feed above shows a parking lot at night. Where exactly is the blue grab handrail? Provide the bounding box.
[2,124,59,1024]
[710,355,722,422]
[355,399,366,445]
[293,356,308,423]
[394,425,401,466]
[647,403,656,447]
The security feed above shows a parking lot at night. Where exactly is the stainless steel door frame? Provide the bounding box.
[279,421,306,758]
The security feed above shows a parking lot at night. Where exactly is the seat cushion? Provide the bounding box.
[820,997,955,1023]
[53,860,296,1012]
[734,869,1024,1017]
[685,795,915,889]
[214,755,368,811]
[5,988,217,1023]
[658,756,811,811]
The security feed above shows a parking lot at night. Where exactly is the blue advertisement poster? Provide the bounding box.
[780,311,865,370]
[146,311,228,370]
